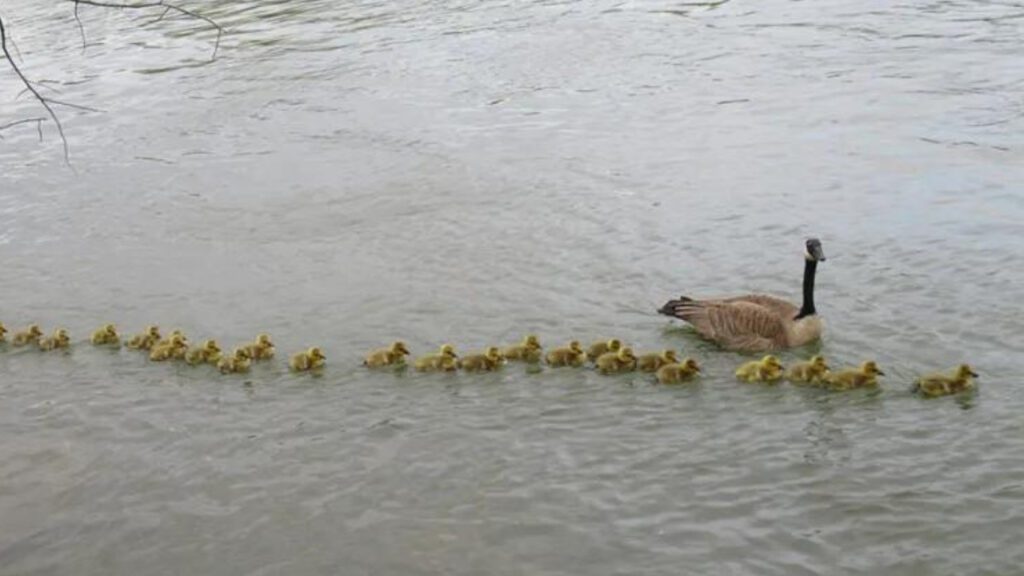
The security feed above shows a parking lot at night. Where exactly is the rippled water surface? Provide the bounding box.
[2,1,1024,574]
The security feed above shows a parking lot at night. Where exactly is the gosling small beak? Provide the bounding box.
[970,371,979,378]
[876,370,886,376]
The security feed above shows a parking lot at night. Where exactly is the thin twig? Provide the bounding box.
[69,0,223,61]
[16,81,63,100]
[74,1,87,52]
[0,118,47,141]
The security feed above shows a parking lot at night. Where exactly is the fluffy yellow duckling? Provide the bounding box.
[637,349,679,373]
[91,324,120,346]
[824,361,885,391]
[546,340,587,367]
[126,326,161,350]
[596,346,638,374]
[414,344,459,372]
[458,346,504,372]
[150,334,188,361]
[364,341,411,368]
[38,329,71,351]
[913,364,979,398]
[501,335,543,363]
[787,355,830,385]
[11,324,44,346]
[656,358,702,384]
[155,330,188,348]
[185,339,222,366]
[587,338,622,362]
[244,334,275,361]
[219,348,253,374]
[289,347,326,372]
[0,321,8,343]
[735,355,786,383]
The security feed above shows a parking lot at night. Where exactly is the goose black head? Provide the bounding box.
[805,238,826,262]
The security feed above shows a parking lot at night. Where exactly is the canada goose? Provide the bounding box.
[11,325,43,346]
[244,334,275,360]
[91,324,120,346]
[913,364,978,398]
[414,344,458,372]
[587,339,622,362]
[735,355,785,383]
[501,335,542,363]
[219,348,253,374]
[289,347,326,372]
[596,346,638,374]
[185,340,222,365]
[150,334,188,361]
[38,329,71,351]
[656,358,702,384]
[546,341,587,367]
[824,361,884,391]
[637,349,679,373]
[126,326,161,350]
[659,238,826,352]
[458,346,504,372]
[364,341,411,368]
[787,355,830,385]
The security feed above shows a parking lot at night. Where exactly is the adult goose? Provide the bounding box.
[658,238,827,352]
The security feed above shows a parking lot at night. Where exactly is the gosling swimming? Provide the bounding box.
[0,321,8,343]
[587,339,622,362]
[414,344,458,372]
[545,340,587,367]
[219,348,253,374]
[787,355,830,385]
[11,325,43,346]
[38,329,71,351]
[185,339,222,365]
[458,346,504,372]
[501,335,543,363]
[289,347,326,372]
[824,361,884,391]
[735,355,785,384]
[364,341,411,368]
[126,326,161,350]
[596,346,638,374]
[656,358,702,384]
[637,349,679,373]
[91,324,120,346]
[150,334,188,361]
[912,364,978,398]
[244,334,275,361]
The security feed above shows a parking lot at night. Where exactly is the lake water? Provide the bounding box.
[2,1,1023,574]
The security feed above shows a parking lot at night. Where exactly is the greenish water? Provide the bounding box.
[2,1,1023,574]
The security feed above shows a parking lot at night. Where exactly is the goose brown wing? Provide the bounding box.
[664,299,787,352]
[720,295,799,319]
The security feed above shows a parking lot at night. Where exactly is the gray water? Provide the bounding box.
[2,1,1024,574]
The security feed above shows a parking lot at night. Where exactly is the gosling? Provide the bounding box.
[656,358,702,384]
[38,329,71,351]
[913,364,978,398]
[787,355,830,385]
[596,346,638,375]
[587,339,622,362]
[637,349,679,373]
[458,346,504,372]
[735,355,785,384]
[824,361,885,391]
[219,348,253,374]
[91,324,120,346]
[11,325,44,347]
[501,335,543,363]
[0,321,8,343]
[150,334,188,361]
[414,344,458,372]
[185,339,222,365]
[126,326,161,350]
[244,334,275,361]
[155,330,188,348]
[545,341,587,367]
[289,347,326,372]
[364,341,411,368]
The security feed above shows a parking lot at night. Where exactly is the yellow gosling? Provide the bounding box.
[656,358,702,384]
[38,329,71,351]
[0,321,8,342]
[12,324,44,346]
[185,339,222,366]
[637,349,679,373]
[91,324,120,346]
[787,355,830,385]
[150,334,187,361]
[913,364,978,398]
[244,334,275,361]
[289,347,326,372]
[414,344,458,372]
[126,326,161,350]
[587,338,622,362]
[735,355,786,384]
[824,361,885,391]
[501,335,543,363]
[219,348,253,374]
[458,346,504,372]
[596,346,638,375]
[545,340,587,367]
[155,330,188,348]
[364,341,411,368]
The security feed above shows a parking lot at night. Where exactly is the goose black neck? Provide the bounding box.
[796,259,817,319]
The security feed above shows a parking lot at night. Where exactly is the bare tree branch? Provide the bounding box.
[73,1,87,52]
[69,0,223,61]
[0,117,46,142]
